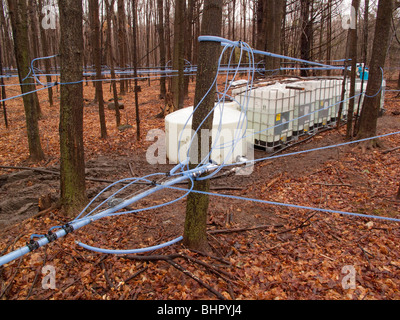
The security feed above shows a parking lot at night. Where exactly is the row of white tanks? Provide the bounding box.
[232,78,386,150]
[165,77,386,164]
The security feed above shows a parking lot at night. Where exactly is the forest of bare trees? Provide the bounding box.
[0,1,399,78]
[0,0,400,302]
[0,0,399,226]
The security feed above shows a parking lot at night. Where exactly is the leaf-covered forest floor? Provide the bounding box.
[0,76,399,300]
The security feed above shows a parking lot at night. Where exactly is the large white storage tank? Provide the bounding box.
[329,79,343,124]
[165,105,247,165]
[285,80,318,136]
[234,84,295,150]
[313,79,336,128]
[337,78,386,119]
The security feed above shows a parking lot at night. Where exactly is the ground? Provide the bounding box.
[0,76,399,300]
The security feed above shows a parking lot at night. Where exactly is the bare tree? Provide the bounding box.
[184,0,223,251]
[59,0,86,217]
[38,0,54,108]
[157,0,167,99]
[171,0,185,110]
[105,0,121,128]
[7,0,45,162]
[0,37,7,128]
[89,0,107,139]
[346,0,360,139]
[117,0,127,95]
[357,0,395,147]
[257,0,285,71]
[131,0,141,140]
[300,0,313,76]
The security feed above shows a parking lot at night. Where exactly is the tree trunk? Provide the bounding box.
[157,0,167,99]
[326,1,332,76]
[354,0,370,132]
[171,0,185,110]
[145,1,151,87]
[397,184,400,200]
[105,0,121,128]
[7,0,44,162]
[346,0,360,140]
[117,0,127,95]
[184,0,195,98]
[0,38,8,128]
[183,0,223,251]
[131,0,140,140]
[357,0,394,144]
[0,0,14,69]
[59,0,86,217]
[397,70,400,91]
[38,0,54,108]
[300,0,312,77]
[89,0,107,138]
[165,0,172,65]
[261,0,284,72]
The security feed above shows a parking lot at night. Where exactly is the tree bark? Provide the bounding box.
[0,37,8,128]
[171,0,185,110]
[7,0,44,162]
[59,0,86,217]
[0,0,13,69]
[117,0,127,95]
[89,0,107,138]
[354,0,370,132]
[184,0,223,251]
[38,0,54,108]
[131,0,140,140]
[326,1,332,76]
[397,184,400,200]
[261,0,284,71]
[357,0,394,144]
[105,0,121,128]
[184,0,195,98]
[300,0,312,77]
[397,70,400,91]
[346,0,360,140]
[156,0,167,99]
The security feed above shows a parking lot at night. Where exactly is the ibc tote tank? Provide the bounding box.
[314,79,334,128]
[235,84,295,151]
[285,80,318,137]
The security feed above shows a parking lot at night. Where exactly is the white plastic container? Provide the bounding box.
[350,79,386,113]
[314,79,335,128]
[285,80,318,136]
[235,84,295,150]
[165,105,247,165]
[329,79,343,123]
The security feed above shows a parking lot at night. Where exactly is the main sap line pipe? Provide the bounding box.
[0,163,217,267]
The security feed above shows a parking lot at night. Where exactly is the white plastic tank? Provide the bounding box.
[314,79,334,128]
[238,84,295,150]
[329,79,343,123]
[352,79,386,112]
[222,100,242,111]
[284,80,318,136]
[165,105,247,165]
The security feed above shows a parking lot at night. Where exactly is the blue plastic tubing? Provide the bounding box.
[198,36,340,70]
[0,168,208,266]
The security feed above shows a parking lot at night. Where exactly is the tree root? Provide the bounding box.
[358,138,385,153]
